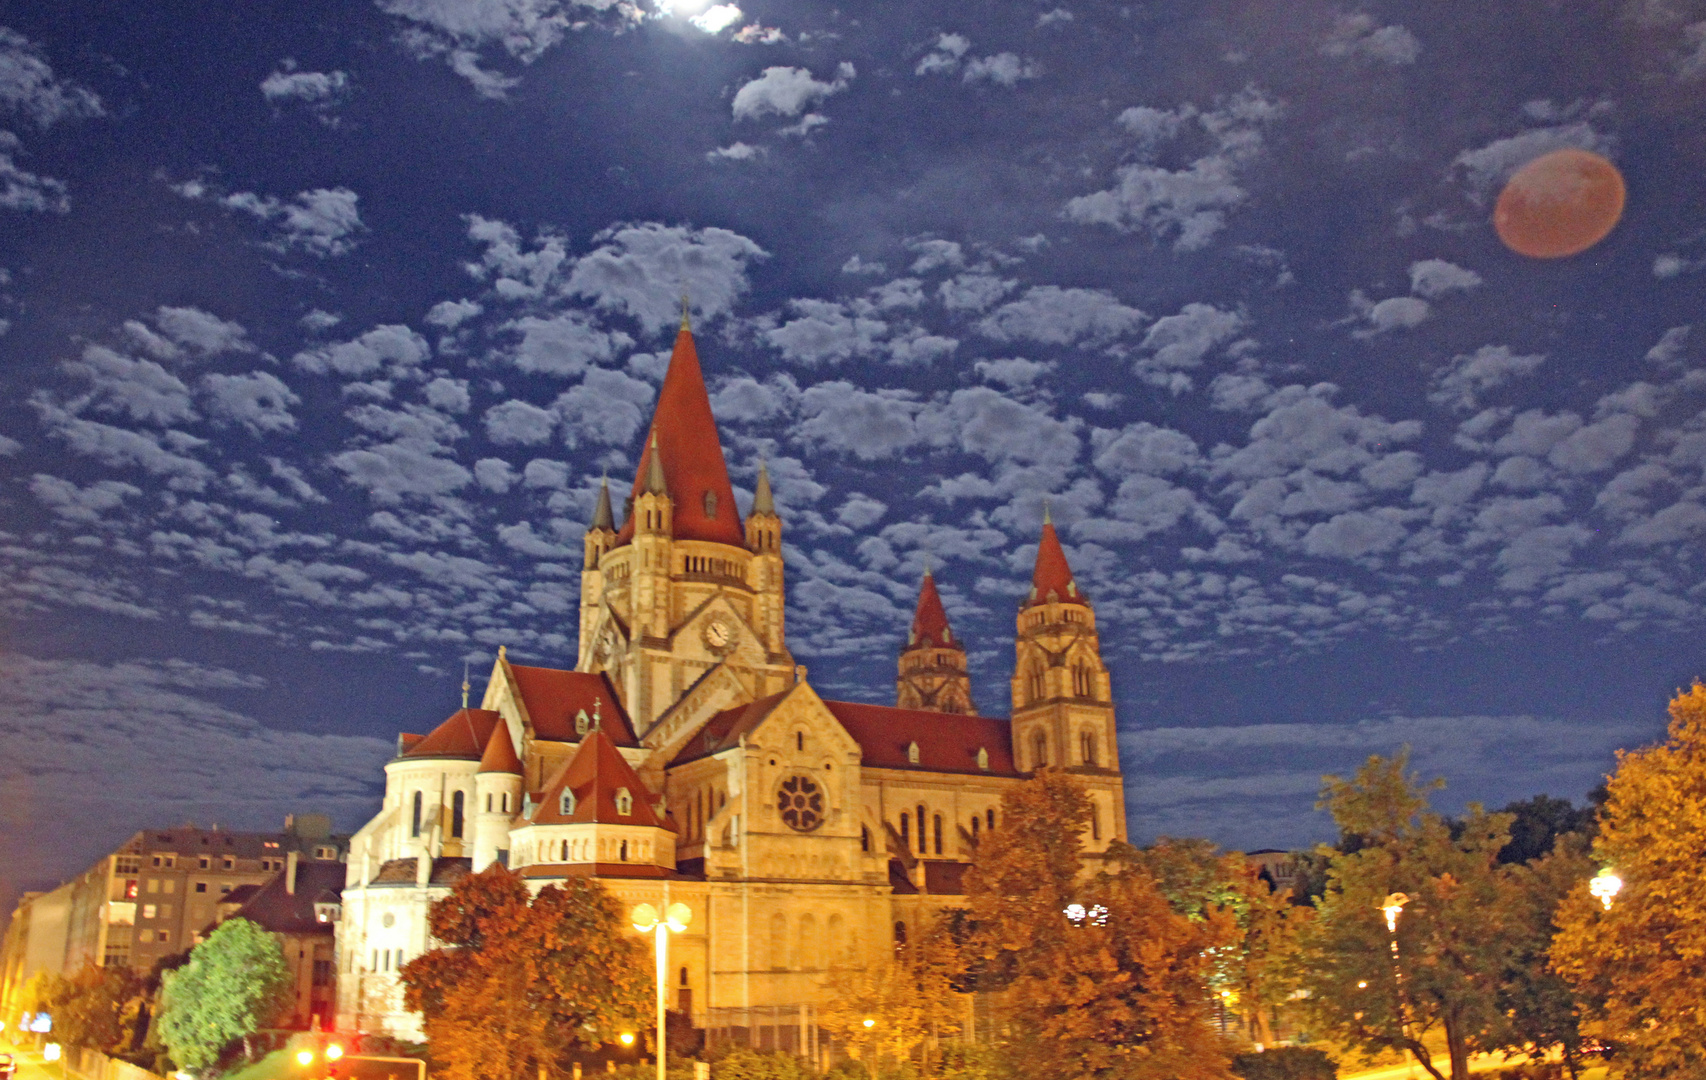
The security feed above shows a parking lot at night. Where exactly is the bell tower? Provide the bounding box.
[896,566,976,714]
[1010,509,1125,850]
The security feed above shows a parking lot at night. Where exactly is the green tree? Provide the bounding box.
[1297,752,1524,1080]
[156,917,293,1074]
[1495,795,1595,866]
[400,864,651,1080]
[1493,835,1595,1077]
[965,771,1235,1080]
[42,964,147,1052]
[1552,682,1706,1077]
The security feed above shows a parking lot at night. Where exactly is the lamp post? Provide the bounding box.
[1589,868,1622,910]
[1377,892,1409,1032]
[632,901,691,1080]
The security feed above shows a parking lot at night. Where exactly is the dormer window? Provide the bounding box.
[976,747,989,771]
[703,490,717,517]
[560,790,577,816]
[616,788,633,816]
[907,741,920,765]
[314,903,341,924]
[575,709,590,737]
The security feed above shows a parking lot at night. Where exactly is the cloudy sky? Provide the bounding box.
[4,0,1705,906]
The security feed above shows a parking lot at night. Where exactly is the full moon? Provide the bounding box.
[1494,148,1626,259]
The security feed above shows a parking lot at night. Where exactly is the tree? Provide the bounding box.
[965,770,1235,1080]
[35,964,147,1052]
[1494,795,1596,866]
[156,917,293,1074]
[400,864,651,1080]
[819,918,964,1074]
[1493,835,1595,1077]
[1296,752,1527,1080]
[1552,681,1706,1077]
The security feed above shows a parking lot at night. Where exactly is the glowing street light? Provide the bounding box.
[1590,868,1623,910]
[633,900,692,1080]
[861,1019,875,1030]
[296,1043,421,1080]
[296,1052,315,1067]
[1379,892,1409,935]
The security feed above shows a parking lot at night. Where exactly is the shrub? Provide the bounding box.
[1230,1047,1338,1080]
[711,1049,813,1080]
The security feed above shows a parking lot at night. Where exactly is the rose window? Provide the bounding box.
[778,774,825,832]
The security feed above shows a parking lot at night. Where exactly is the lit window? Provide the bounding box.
[561,790,577,815]
[906,741,920,764]
[615,788,633,816]
[143,904,157,919]
[976,747,989,771]
[575,709,590,737]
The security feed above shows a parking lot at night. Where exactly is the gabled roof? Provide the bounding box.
[615,327,746,548]
[508,666,638,745]
[400,708,503,760]
[822,700,1019,776]
[528,727,672,830]
[477,721,523,775]
[668,692,788,767]
[229,861,345,935]
[1025,518,1088,608]
[905,571,961,652]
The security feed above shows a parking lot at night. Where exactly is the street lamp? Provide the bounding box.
[1378,892,1408,936]
[1589,868,1622,910]
[295,1043,424,1080]
[632,901,692,1080]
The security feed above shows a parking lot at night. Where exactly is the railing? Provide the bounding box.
[64,1047,167,1080]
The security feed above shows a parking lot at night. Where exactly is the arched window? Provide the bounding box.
[1091,806,1101,842]
[450,790,465,838]
[1028,664,1045,702]
[680,966,690,987]
[1081,732,1098,767]
[1032,731,1048,769]
[485,793,492,813]
[860,825,870,852]
[560,839,569,861]
[893,921,907,946]
[410,791,422,838]
[987,809,996,830]
[797,914,817,972]
[502,792,509,813]
[615,788,633,816]
[899,814,909,848]
[916,805,927,853]
[971,815,980,840]
[827,913,846,968]
[907,741,920,764]
[933,813,943,855]
[976,747,989,771]
[796,731,804,751]
[619,839,629,862]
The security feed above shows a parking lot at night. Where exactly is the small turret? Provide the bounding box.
[896,562,977,715]
[584,477,616,569]
[746,460,779,553]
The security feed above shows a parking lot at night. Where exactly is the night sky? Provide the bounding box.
[4,0,1705,911]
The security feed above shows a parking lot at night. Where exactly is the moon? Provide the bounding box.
[1494,148,1626,259]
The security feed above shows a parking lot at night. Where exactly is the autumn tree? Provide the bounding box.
[400,864,651,1080]
[1551,681,1706,1077]
[1297,752,1538,1080]
[965,770,1235,1080]
[820,915,964,1074]
[36,964,147,1052]
[156,917,293,1074]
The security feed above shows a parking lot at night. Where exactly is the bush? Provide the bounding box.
[711,1049,813,1080]
[1230,1047,1338,1080]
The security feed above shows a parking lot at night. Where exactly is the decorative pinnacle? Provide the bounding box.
[1042,498,1052,525]
[922,553,932,577]
[680,292,691,333]
[591,474,614,531]
[644,431,668,496]
[461,661,470,710]
[752,458,775,516]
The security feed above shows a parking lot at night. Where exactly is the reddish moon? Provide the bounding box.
[1494,148,1626,259]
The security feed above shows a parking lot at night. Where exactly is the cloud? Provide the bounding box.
[1408,258,1483,298]
[293,324,431,377]
[707,142,764,161]
[1092,422,1202,477]
[330,439,472,504]
[1349,291,1430,337]
[1212,387,1422,482]
[689,4,743,34]
[502,312,630,376]
[836,493,888,529]
[1646,325,1692,366]
[554,367,656,449]
[765,299,888,365]
[565,222,766,336]
[1320,14,1421,65]
[976,286,1147,346]
[0,130,68,213]
[33,399,214,490]
[1064,86,1281,250]
[796,382,921,460]
[154,306,254,357]
[1453,120,1615,203]
[963,53,1041,86]
[375,0,629,97]
[64,346,197,426]
[260,66,350,121]
[1136,302,1245,382]
[915,33,971,76]
[0,27,103,127]
[974,358,1054,389]
[201,371,300,435]
[221,186,366,257]
[939,273,1016,313]
[1429,345,1546,411]
[29,475,144,526]
[731,64,852,121]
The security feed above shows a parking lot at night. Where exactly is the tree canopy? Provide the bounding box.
[156,917,292,1074]
[400,864,652,1080]
[1552,681,1706,1077]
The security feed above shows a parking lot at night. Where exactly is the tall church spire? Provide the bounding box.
[1026,514,1085,608]
[615,322,744,547]
[896,564,977,715]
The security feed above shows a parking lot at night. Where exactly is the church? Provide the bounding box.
[334,316,1129,1040]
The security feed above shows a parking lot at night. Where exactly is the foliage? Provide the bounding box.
[935,1043,1010,1080]
[1552,681,1706,1078]
[1229,1048,1338,1080]
[1495,795,1595,866]
[710,1049,813,1080]
[31,963,148,1052]
[1492,834,1595,1076]
[818,918,964,1074]
[400,864,651,1080]
[1121,840,1310,1046]
[1296,751,1553,1080]
[156,917,293,1074]
[964,770,1236,1080]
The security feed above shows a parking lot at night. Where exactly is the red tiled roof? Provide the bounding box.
[668,692,788,766]
[477,721,523,775]
[230,861,345,935]
[905,571,960,651]
[1026,520,1087,608]
[401,709,502,760]
[821,700,1018,775]
[615,328,746,547]
[529,727,672,830]
[509,666,638,745]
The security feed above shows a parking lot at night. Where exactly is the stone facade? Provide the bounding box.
[335,322,1128,1040]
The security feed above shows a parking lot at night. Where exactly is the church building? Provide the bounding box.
[335,316,1129,1039]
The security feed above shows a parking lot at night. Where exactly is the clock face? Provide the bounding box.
[703,618,732,650]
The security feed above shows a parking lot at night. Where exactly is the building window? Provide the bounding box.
[899,815,909,848]
[485,794,493,813]
[977,747,989,771]
[147,879,159,894]
[575,709,590,737]
[561,790,577,815]
[893,921,907,946]
[615,788,633,816]
[971,816,980,840]
[316,845,337,859]
[220,884,231,895]
[312,960,333,986]
[198,856,210,870]
[451,791,465,839]
[222,856,235,870]
[916,805,927,853]
[906,741,920,764]
[143,904,157,919]
[561,840,569,861]
[620,839,629,861]
[502,793,510,813]
[860,826,870,852]
[195,882,206,893]
[987,809,995,830]
[1032,731,1047,769]
[796,731,804,751]
[1028,665,1044,701]
[933,814,943,855]
[1091,806,1101,842]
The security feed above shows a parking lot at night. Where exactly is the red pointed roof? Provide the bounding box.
[477,721,523,775]
[1025,520,1087,608]
[400,708,502,760]
[508,666,638,745]
[905,571,960,652]
[615,328,745,547]
[529,727,672,830]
